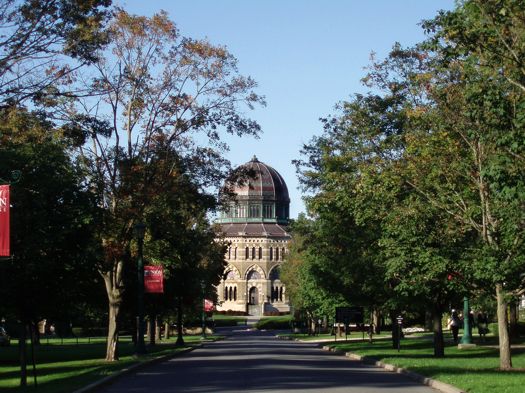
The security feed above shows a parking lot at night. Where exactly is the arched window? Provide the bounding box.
[252,247,256,259]
[269,247,273,261]
[245,247,249,260]
[224,287,228,300]
[270,267,280,281]
[258,247,262,259]
[280,287,283,302]
[228,247,231,259]
[275,247,279,261]
[233,287,237,301]
[234,247,237,259]
[281,247,285,260]
[229,287,233,301]
[247,270,261,280]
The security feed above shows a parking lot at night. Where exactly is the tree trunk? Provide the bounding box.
[147,316,153,345]
[105,300,120,361]
[425,310,433,332]
[155,316,161,342]
[31,322,40,346]
[19,322,27,387]
[509,300,519,340]
[164,321,170,340]
[148,315,156,345]
[390,311,399,349]
[496,283,512,370]
[102,261,125,362]
[432,306,445,358]
[373,309,381,334]
[176,297,184,346]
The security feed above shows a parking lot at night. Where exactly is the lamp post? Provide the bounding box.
[460,296,472,345]
[201,280,206,339]
[396,315,403,352]
[134,222,146,354]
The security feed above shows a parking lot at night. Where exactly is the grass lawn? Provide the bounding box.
[0,335,219,393]
[327,334,525,393]
[211,314,247,326]
[280,332,393,341]
[255,315,293,330]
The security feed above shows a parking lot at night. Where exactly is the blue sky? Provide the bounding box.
[121,0,456,218]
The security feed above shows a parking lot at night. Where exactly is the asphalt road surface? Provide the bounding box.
[97,327,438,393]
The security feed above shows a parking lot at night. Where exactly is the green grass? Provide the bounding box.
[280,332,393,341]
[327,334,525,393]
[211,315,247,326]
[255,315,293,330]
[0,335,218,393]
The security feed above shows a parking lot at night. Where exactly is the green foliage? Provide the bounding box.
[0,107,102,323]
[293,0,525,365]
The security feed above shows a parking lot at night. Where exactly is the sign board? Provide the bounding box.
[335,306,364,324]
[144,265,164,293]
[0,185,10,257]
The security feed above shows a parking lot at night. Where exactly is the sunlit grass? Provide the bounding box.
[328,335,525,393]
[0,335,218,393]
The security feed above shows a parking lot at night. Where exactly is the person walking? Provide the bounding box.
[477,311,488,342]
[448,309,460,344]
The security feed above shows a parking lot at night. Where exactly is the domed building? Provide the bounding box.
[215,156,291,316]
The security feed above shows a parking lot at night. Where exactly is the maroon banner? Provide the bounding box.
[144,265,164,293]
[204,299,214,312]
[0,185,9,257]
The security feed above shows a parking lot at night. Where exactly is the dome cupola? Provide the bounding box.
[217,156,290,225]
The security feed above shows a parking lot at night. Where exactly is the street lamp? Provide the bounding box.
[201,280,206,340]
[134,222,146,354]
[396,315,403,352]
[460,296,472,345]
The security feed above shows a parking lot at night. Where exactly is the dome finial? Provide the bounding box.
[251,155,259,162]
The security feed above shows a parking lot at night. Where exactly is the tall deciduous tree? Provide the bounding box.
[0,0,112,105]
[55,10,264,361]
[144,150,227,346]
[281,215,350,328]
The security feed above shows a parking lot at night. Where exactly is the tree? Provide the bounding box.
[281,215,349,332]
[0,107,100,386]
[0,0,112,105]
[144,152,227,346]
[54,10,264,361]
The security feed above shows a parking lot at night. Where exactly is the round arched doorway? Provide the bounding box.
[248,286,259,305]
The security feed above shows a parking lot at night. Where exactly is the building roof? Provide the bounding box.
[232,156,290,203]
[216,156,291,225]
[219,222,291,237]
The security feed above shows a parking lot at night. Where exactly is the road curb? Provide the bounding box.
[72,345,200,393]
[321,345,465,393]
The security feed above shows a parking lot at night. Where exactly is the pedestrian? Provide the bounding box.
[448,309,460,343]
[468,310,475,338]
[477,311,488,342]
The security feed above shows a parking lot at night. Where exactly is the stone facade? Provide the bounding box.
[215,156,291,316]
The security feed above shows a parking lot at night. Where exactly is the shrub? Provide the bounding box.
[255,315,293,330]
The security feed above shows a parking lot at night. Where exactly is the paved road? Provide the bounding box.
[97,327,438,393]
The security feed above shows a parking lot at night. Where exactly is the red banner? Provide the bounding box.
[0,185,9,257]
[144,265,164,293]
[204,299,214,312]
